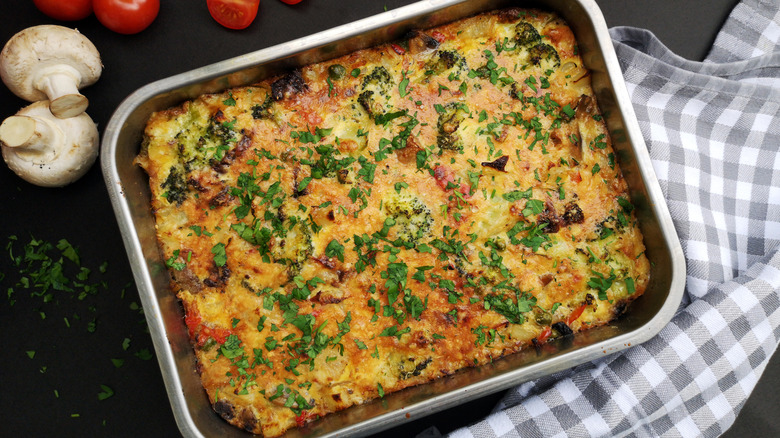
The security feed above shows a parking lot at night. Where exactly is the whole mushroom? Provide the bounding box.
[0,25,102,119]
[0,100,98,187]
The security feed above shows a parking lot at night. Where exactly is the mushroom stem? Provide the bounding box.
[0,114,60,162]
[0,101,99,187]
[0,25,102,119]
[34,67,88,119]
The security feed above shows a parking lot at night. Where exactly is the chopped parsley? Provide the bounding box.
[211,242,227,267]
[324,239,345,262]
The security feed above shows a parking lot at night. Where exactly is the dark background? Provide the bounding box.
[1,0,774,437]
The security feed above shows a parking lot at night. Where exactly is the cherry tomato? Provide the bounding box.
[207,0,260,30]
[279,0,304,4]
[33,0,93,21]
[93,0,160,34]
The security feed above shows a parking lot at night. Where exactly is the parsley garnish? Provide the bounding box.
[399,71,410,97]
[165,249,186,271]
[625,277,636,294]
[291,127,333,144]
[379,325,410,339]
[211,242,227,267]
[483,288,535,324]
[522,199,544,217]
[222,93,236,106]
[97,384,114,401]
[587,270,616,300]
[502,188,532,202]
[324,239,345,262]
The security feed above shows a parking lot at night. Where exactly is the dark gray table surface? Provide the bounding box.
[1,0,775,436]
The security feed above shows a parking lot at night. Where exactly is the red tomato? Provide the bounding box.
[295,410,316,427]
[279,0,303,4]
[391,43,406,55]
[207,0,260,30]
[537,326,552,343]
[566,304,588,326]
[184,309,202,338]
[433,165,472,197]
[33,0,93,21]
[197,326,233,346]
[93,0,159,34]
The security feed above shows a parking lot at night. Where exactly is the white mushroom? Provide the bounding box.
[0,25,102,119]
[0,100,98,187]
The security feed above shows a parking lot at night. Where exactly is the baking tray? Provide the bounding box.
[101,0,685,436]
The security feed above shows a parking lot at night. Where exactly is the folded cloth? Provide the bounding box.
[445,0,780,436]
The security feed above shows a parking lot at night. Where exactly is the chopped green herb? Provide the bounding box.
[211,243,227,267]
[325,239,345,262]
[97,385,114,401]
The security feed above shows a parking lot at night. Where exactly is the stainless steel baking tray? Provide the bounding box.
[101,0,685,436]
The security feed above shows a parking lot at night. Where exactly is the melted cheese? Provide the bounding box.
[137,8,650,437]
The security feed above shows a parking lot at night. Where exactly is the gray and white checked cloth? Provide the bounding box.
[444,0,780,436]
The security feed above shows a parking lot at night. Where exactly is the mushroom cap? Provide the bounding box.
[0,25,102,102]
[1,100,99,187]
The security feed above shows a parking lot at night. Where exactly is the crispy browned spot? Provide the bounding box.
[239,408,258,432]
[272,70,308,101]
[212,135,252,174]
[481,155,509,172]
[204,264,231,288]
[209,186,232,208]
[396,135,423,164]
[214,399,235,420]
[562,201,584,224]
[406,30,440,54]
[537,201,562,233]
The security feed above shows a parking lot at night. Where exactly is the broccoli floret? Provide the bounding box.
[206,113,237,144]
[200,115,240,167]
[231,201,314,278]
[528,43,561,70]
[594,215,623,241]
[424,49,469,80]
[161,166,188,205]
[398,356,432,380]
[357,91,379,118]
[270,208,313,278]
[357,66,394,118]
[436,102,468,151]
[251,95,274,120]
[515,21,542,47]
[383,193,433,245]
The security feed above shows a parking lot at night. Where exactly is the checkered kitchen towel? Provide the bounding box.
[444,0,780,437]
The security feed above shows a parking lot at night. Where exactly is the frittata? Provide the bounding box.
[136,8,650,437]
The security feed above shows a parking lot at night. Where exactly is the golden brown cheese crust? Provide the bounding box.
[137,8,650,437]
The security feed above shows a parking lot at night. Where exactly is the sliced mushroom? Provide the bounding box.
[0,25,102,118]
